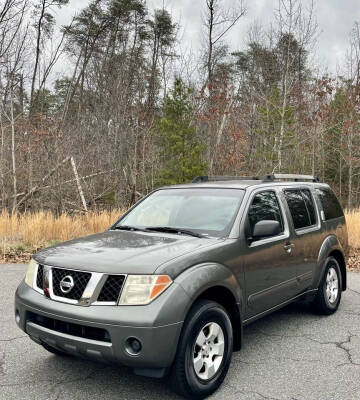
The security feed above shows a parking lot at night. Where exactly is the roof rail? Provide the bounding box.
[263,174,320,183]
[192,176,260,183]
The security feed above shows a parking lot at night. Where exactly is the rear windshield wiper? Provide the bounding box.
[113,225,149,233]
[145,226,205,238]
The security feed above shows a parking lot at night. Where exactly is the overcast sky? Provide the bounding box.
[54,0,360,77]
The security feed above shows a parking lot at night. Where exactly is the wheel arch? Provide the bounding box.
[175,263,244,352]
[317,235,347,291]
[195,285,242,351]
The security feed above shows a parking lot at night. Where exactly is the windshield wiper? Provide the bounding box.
[145,226,205,238]
[114,225,206,238]
[113,225,149,233]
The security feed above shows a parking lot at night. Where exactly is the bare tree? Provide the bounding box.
[0,0,359,213]
[0,0,28,207]
[0,0,28,210]
[29,0,69,115]
[344,22,360,208]
[273,0,317,171]
[202,0,246,86]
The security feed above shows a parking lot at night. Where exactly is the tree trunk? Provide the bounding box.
[0,110,5,208]
[209,91,234,172]
[70,156,88,212]
[29,0,46,115]
[348,128,353,209]
[10,87,17,212]
[207,0,214,85]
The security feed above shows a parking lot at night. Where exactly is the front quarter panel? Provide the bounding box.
[174,263,244,317]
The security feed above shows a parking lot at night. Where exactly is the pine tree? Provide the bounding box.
[156,79,207,186]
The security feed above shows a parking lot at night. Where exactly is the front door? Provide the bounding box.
[241,189,298,319]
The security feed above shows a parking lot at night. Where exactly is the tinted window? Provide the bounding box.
[316,188,344,220]
[301,189,317,225]
[284,189,316,230]
[248,191,284,239]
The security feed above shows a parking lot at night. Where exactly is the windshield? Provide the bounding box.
[115,188,245,237]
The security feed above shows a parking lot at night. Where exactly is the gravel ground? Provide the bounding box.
[1,265,360,400]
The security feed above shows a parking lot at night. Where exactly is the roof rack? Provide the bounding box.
[192,176,260,183]
[263,174,320,183]
[192,174,320,184]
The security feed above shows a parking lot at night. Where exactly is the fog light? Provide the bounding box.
[125,337,142,355]
[15,310,20,325]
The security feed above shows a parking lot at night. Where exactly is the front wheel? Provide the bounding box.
[171,300,233,399]
[313,257,342,315]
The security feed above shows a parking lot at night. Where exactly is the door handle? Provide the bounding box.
[284,243,295,253]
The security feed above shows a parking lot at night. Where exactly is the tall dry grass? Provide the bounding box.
[0,210,125,249]
[0,209,359,260]
[345,209,360,250]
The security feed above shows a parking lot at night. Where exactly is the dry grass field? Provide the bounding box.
[344,210,360,249]
[0,209,359,269]
[344,209,360,271]
[0,210,125,263]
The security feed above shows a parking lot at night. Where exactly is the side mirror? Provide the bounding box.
[252,220,281,239]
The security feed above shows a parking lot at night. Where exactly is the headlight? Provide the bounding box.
[25,258,37,288]
[119,275,172,305]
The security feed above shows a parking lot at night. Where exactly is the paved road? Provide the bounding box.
[1,265,359,400]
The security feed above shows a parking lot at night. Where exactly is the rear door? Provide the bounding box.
[241,188,298,318]
[282,187,322,293]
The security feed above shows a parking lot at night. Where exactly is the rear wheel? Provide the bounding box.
[171,300,233,399]
[313,257,342,315]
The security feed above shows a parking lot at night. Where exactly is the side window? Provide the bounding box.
[284,189,316,230]
[301,189,317,225]
[248,191,284,239]
[316,188,344,220]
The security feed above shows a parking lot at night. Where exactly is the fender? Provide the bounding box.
[174,262,244,350]
[175,263,242,304]
[314,235,345,289]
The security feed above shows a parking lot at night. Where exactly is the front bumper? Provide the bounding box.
[15,280,188,371]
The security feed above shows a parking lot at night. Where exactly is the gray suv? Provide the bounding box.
[15,174,348,399]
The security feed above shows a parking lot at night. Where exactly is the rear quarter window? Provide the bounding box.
[316,188,344,220]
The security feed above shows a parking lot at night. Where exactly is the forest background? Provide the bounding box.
[1,0,360,267]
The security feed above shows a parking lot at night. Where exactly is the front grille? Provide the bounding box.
[27,312,111,343]
[36,264,44,289]
[97,275,125,302]
[52,268,91,300]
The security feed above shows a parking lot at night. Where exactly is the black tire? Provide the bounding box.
[42,343,71,357]
[313,257,342,315]
[171,300,233,399]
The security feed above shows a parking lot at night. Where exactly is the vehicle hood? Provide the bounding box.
[34,230,220,275]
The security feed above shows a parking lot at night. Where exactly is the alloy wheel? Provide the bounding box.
[326,266,339,304]
[192,322,225,381]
